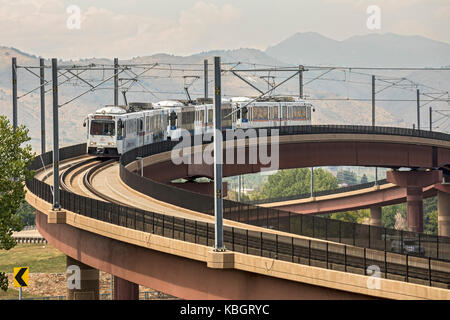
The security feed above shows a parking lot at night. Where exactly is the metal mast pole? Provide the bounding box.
[213,56,224,250]
[40,58,46,154]
[372,75,378,185]
[429,107,432,131]
[299,65,304,99]
[372,75,375,126]
[12,57,17,130]
[114,58,119,106]
[204,59,208,100]
[238,175,241,202]
[417,89,420,130]
[52,58,60,209]
[311,167,314,198]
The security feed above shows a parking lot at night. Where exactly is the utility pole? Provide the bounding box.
[311,167,314,198]
[213,56,224,250]
[429,107,432,131]
[40,58,46,154]
[417,89,420,130]
[238,175,241,202]
[299,65,304,99]
[204,59,208,101]
[12,57,17,130]
[52,58,60,209]
[114,58,119,106]
[372,75,375,127]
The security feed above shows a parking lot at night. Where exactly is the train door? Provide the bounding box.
[271,104,280,127]
[138,116,144,147]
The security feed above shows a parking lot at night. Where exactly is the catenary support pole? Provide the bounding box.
[429,106,432,131]
[299,65,304,99]
[40,58,46,154]
[114,58,119,106]
[372,75,375,126]
[52,58,60,209]
[213,56,224,250]
[12,57,17,130]
[204,59,208,100]
[417,89,420,130]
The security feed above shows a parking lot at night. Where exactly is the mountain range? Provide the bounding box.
[0,32,449,152]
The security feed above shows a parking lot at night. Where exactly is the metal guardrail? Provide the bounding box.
[244,179,389,205]
[25,126,450,289]
[119,127,450,262]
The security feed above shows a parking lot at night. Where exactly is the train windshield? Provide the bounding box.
[90,120,115,136]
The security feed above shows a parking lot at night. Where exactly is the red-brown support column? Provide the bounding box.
[406,186,424,233]
[113,276,139,300]
[387,170,442,233]
[66,256,99,300]
[369,206,382,227]
[437,190,450,237]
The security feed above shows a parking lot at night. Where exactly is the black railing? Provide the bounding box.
[27,163,450,288]
[244,179,389,205]
[25,125,450,288]
[119,127,450,262]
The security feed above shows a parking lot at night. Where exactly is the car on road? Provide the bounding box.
[390,238,425,256]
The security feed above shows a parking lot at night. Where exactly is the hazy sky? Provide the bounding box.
[1,0,449,59]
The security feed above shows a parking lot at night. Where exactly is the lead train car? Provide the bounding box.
[86,106,169,156]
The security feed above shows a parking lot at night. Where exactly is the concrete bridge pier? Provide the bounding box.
[437,190,450,237]
[387,170,442,233]
[113,276,139,300]
[369,206,382,227]
[66,256,99,300]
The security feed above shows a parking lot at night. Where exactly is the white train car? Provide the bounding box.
[85,105,168,157]
[231,97,313,129]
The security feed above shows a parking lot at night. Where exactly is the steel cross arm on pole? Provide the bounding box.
[375,78,407,95]
[420,93,448,108]
[224,70,300,119]
[120,63,159,87]
[22,66,45,80]
[43,70,84,95]
[230,71,264,94]
[65,69,95,89]
[122,68,160,98]
[58,68,126,108]
[303,68,334,86]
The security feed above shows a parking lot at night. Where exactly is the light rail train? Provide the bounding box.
[84,97,313,157]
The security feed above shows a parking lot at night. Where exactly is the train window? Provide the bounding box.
[138,118,144,132]
[293,106,306,120]
[208,109,213,123]
[253,106,268,120]
[282,106,288,120]
[90,120,115,136]
[199,110,204,123]
[117,120,123,136]
[273,106,278,119]
[146,116,150,132]
[169,111,177,127]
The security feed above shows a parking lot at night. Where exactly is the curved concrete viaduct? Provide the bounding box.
[24,126,450,300]
[136,131,450,234]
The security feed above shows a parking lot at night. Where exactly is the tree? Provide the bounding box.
[360,174,368,184]
[336,169,358,185]
[330,209,370,224]
[0,116,35,291]
[251,168,338,200]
